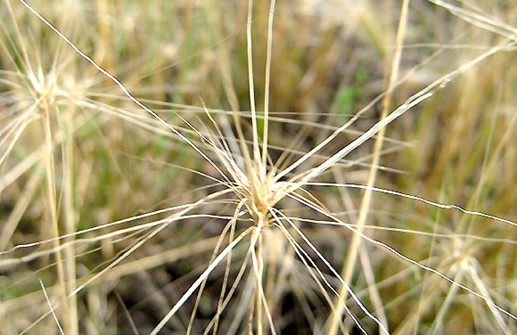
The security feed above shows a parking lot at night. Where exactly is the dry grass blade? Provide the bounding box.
[2,0,516,334]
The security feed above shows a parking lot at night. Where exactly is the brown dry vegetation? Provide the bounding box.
[1,0,516,334]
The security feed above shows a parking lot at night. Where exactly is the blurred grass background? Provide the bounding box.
[1,0,516,334]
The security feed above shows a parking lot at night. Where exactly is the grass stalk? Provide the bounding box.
[3,1,517,333]
[41,95,71,334]
[328,1,409,333]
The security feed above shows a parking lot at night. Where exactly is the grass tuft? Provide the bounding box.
[1,0,516,334]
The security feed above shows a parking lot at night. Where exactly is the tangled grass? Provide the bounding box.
[1,0,516,334]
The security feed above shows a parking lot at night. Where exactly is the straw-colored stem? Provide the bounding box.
[327,1,409,333]
[42,99,69,333]
[255,232,264,335]
[261,0,276,170]
[60,106,78,335]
